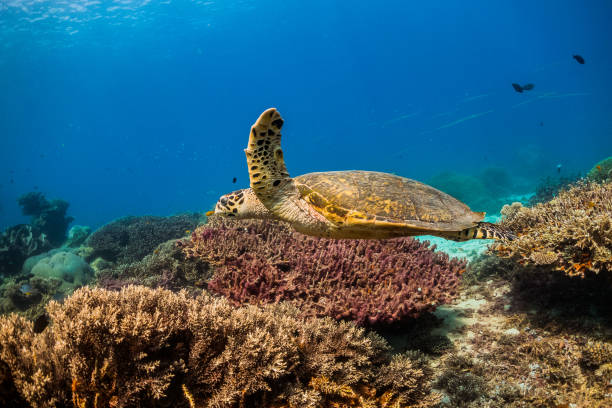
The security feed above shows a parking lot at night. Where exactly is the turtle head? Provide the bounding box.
[212,188,273,219]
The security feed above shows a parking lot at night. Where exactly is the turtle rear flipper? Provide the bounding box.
[244,108,291,207]
[448,222,516,241]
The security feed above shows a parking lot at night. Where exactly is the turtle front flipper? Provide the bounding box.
[244,108,292,207]
[244,108,335,236]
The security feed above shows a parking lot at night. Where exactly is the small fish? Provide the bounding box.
[587,201,595,208]
[205,210,214,216]
[232,177,237,183]
[596,165,602,171]
[19,284,32,296]
[573,54,585,64]
[557,164,562,173]
[185,229,191,234]
[540,121,543,126]
[154,248,160,254]
[512,83,534,93]
[10,178,14,184]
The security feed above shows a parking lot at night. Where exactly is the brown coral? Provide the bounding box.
[0,286,440,407]
[493,181,612,277]
[581,341,612,369]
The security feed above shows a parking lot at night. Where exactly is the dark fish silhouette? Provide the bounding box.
[512,83,535,93]
[573,54,585,64]
[540,121,544,126]
[232,177,237,183]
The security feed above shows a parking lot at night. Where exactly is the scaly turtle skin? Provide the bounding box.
[213,108,513,241]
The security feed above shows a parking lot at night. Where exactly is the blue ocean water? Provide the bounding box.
[1,0,611,231]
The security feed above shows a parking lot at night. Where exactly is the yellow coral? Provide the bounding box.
[309,376,359,399]
[581,341,612,368]
[182,384,195,408]
[493,181,612,277]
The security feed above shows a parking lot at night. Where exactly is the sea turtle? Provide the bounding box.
[212,108,513,241]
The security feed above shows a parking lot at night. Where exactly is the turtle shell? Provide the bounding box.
[295,170,484,233]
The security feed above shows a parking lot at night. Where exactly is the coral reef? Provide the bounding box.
[95,238,211,290]
[428,171,488,211]
[493,181,612,277]
[0,225,52,276]
[85,213,203,264]
[28,250,93,293]
[528,174,582,206]
[0,286,440,407]
[178,218,465,327]
[0,248,93,322]
[479,167,514,198]
[63,225,91,248]
[434,354,488,406]
[587,156,612,183]
[0,275,62,319]
[17,192,74,246]
[421,257,612,407]
[427,167,517,215]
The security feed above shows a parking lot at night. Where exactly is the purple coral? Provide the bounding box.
[179,219,465,327]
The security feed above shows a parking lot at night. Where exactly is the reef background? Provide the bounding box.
[1,2,612,407]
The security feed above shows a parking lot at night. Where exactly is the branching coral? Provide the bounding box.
[493,181,612,277]
[434,354,488,406]
[580,341,612,370]
[86,213,203,264]
[96,239,212,290]
[528,174,581,206]
[17,192,74,246]
[0,313,70,407]
[0,286,440,407]
[178,218,465,327]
